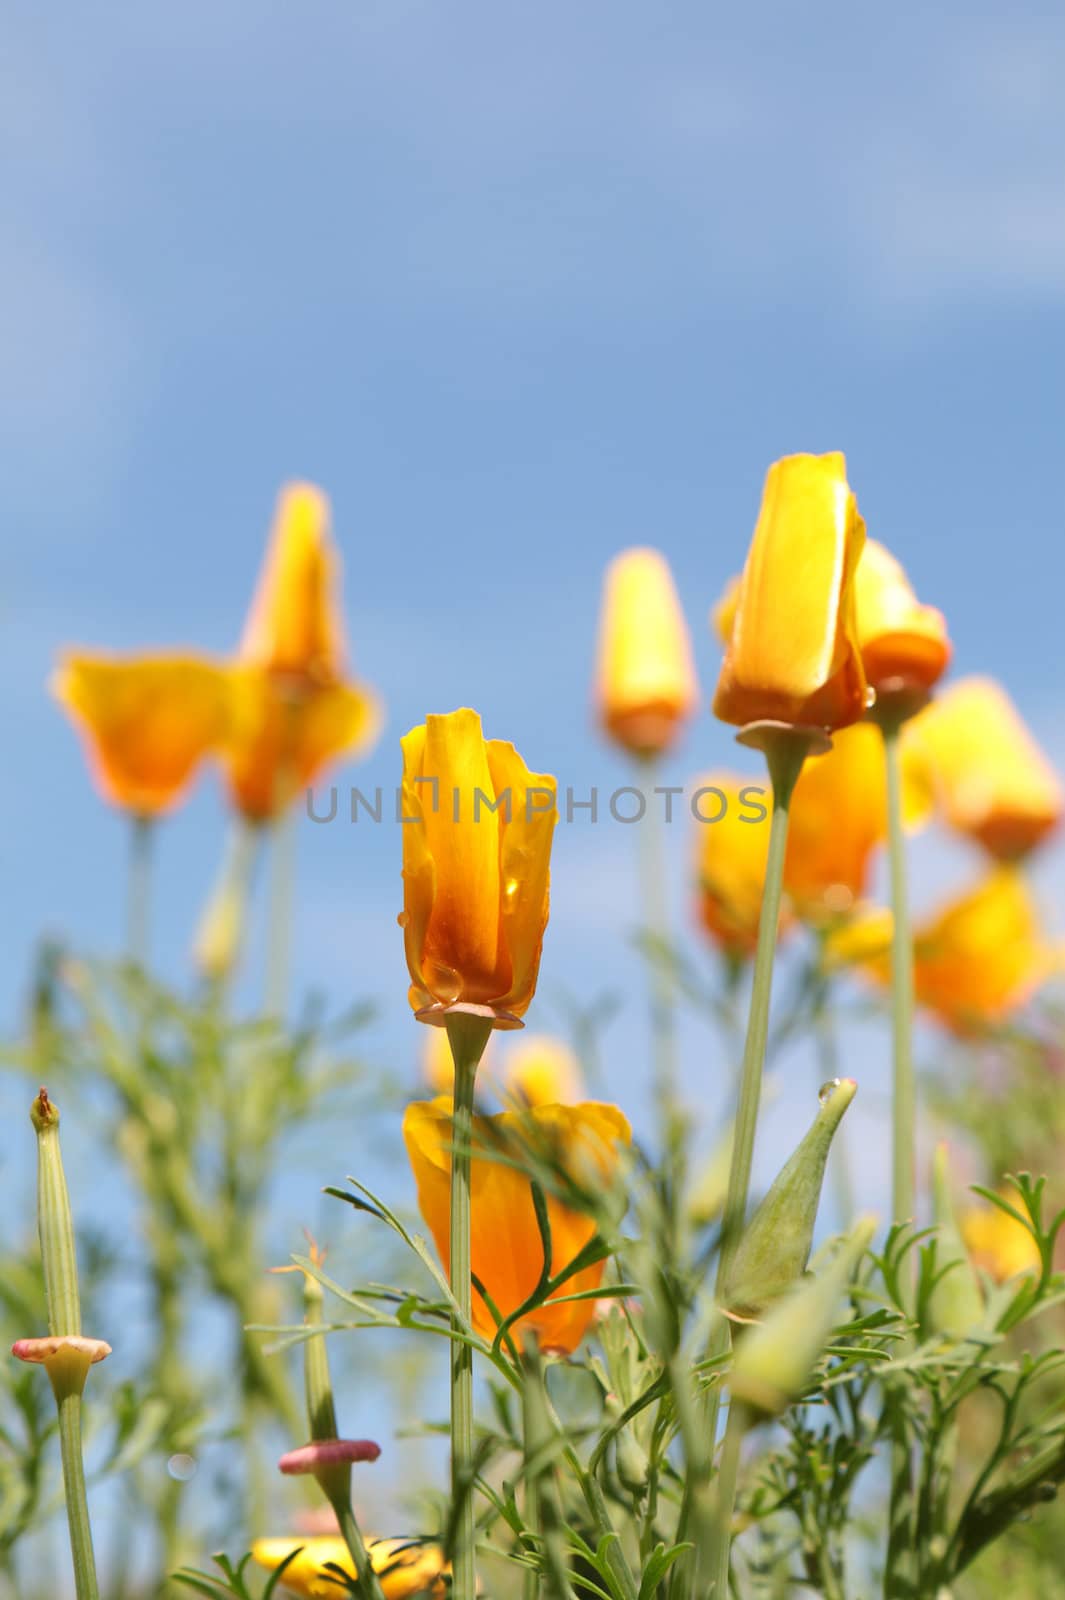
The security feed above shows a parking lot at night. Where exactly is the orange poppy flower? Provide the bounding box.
[712,453,867,732]
[52,652,228,817]
[400,709,556,1023]
[403,1097,630,1353]
[595,548,698,759]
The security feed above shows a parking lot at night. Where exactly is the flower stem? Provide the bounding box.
[55,1394,99,1600]
[638,758,680,1165]
[878,713,918,1597]
[445,1013,493,1600]
[709,1405,745,1600]
[265,804,296,1018]
[332,1498,387,1600]
[683,730,808,1598]
[127,815,153,968]
[881,719,915,1229]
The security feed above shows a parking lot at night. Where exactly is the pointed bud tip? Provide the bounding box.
[30,1087,59,1132]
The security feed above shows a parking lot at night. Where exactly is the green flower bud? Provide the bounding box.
[925,1143,984,1338]
[730,1215,876,1422]
[723,1077,857,1317]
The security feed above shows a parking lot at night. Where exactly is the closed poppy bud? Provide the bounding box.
[854,539,951,698]
[724,1078,857,1319]
[926,1143,985,1338]
[501,1035,583,1107]
[402,1098,631,1353]
[595,549,698,759]
[784,723,930,922]
[904,677,1063,860]
[730,1216,876,1422]
[400,709,557,1025]
[251,1536,448,1599]
[240,483,347,686]
[712,454,868,733]
[692,774,782,958]
[52,652,228,817]
[221,483,382,821]
[960,1195,1042,1284]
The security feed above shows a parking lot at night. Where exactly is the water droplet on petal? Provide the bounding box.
[818,1078,842,1106]
[864,685,877,709]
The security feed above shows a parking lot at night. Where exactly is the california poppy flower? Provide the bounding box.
[252,1536,447,1599]
[903,677,1062,861]
[221,483,381,821]
[712,453,867,732]
[52,652,228,817]
[595,548,698,759]
[853,539,951,698]
[403,1097,630,1353]
[692,773,782,958]
[400,709,556,1024]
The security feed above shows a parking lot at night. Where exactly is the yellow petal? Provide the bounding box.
[959,1198,1042,1284]
[501,1035,583,1107]
[903,677,1063,860]
[221,668,382,822]
[403,1098,631,1353]
[854,539,951,695]
[240,483,347,684]
[486,738,557,1017]
[251,1536,447,1598]
[52,652,228,817]
[692,773,781,958]
[784,723,929,921]
[400,711,556,1017]
[712,453,867,731]
[595,548,699,757]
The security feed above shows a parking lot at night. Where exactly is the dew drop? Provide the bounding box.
[167,1452,197,1482]
[818,1077,842,1106]
[864,685,877,709]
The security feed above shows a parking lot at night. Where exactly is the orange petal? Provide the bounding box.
[52,652,228,817]
[713,453,868,731]
[240,483,347,684]
[595,548,699,758]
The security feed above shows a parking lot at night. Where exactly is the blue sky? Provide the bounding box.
[2,0,1064,1550]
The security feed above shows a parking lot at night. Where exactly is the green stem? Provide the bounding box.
[127,815,153,968]
[709,1405,744,1599]
[638,759,680,1161]
[332,1498,387,1600]
[55,1394,100,1600]
[882,720,915,1230]
[812,972,855,1228]
[682,732,808,1598]
[445,1014,493,1600]
[265,805,296,1018]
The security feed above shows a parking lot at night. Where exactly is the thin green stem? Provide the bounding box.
[709,1405,744,1599]
[127,815,153,968]
[445,1014,493,1600]
[55,1394,99,1600]
[680,732,808,1599]
[812,972,855,1227]
[638,759,680,1154]
[882,721,915,1230]
[265,804,296,1018]
[332,1498,387,1600]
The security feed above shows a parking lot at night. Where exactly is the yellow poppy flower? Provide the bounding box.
[239,483,347,685]
[400,709,556,1023]
[402,1097,630,1353]
[903,677,1062,860]
[595,548,698,758]
[221,483,381,820]
[251,1535,447,1598]
[825,869,1063,1033]
[692,773,782,958]
[712,453,867,732]
[959,1198,1043,1283]
[52,652,228,817]
[853,539,951,697]
[501,1034,583,1107]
